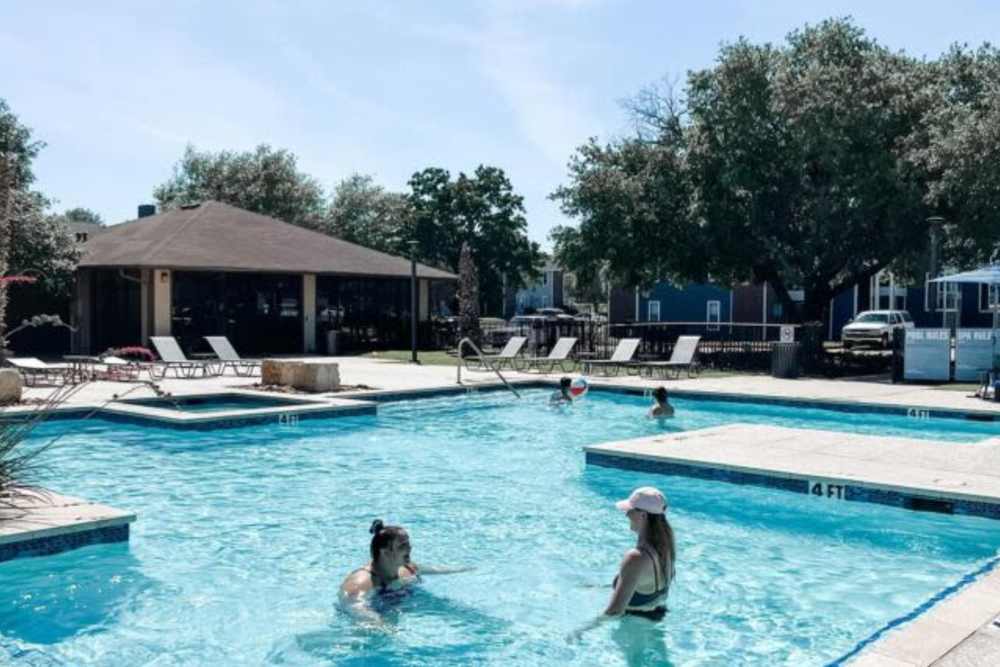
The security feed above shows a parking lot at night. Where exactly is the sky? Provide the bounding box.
[2,0,998,249]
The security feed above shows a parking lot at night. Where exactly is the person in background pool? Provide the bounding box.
[550,376,574,405]
[649,387,675,419]
[570,487,676,639]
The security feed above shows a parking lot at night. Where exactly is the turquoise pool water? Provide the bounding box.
[118,394,313,413]
[3,389,999,666]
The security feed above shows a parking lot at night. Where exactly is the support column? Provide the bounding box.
[140,269,151,345]
[152,269,172,338]
[73,270,92,353]
[303,273,316,353]
[419,279,430,321]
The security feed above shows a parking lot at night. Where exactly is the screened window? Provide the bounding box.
[648,300,661,322]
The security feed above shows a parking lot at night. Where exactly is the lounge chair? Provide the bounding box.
[149,336,220,379]
[515,337,578,373]
[204,336,262,376]
[633,335,702,379]
[98,355,145,381]
[581,338,642,376]
[5,357,71,385]
[465,336,527,371]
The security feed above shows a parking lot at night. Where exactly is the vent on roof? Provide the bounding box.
[137,204,156,218]
[180,202,202,210]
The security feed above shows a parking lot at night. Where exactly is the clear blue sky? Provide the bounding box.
[2,1,997,248]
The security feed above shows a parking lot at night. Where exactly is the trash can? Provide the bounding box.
[771,342,801,379]
[326,330,340,356]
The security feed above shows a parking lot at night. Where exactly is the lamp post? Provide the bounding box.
[408,240,419,364]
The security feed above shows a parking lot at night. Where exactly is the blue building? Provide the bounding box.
[512,262,564,315]
[828,271,997,340]
[611,282,733,325]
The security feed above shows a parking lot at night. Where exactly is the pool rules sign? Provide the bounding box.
[903,329,951,381]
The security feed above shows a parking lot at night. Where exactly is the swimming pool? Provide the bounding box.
[3,389,999,665]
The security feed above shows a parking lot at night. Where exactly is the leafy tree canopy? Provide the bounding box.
[551,18,997,323]
[321,174,411,255]
[408,165,543,316]
[62,207,104,226]
[154,144,326,228]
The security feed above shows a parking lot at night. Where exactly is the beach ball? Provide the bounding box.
[569,376,589,400]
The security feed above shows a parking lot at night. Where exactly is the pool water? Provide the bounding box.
[118,393,314,413]
[3,389,999,666]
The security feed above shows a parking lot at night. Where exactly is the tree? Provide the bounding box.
[457,242,480,343]
[914,44,1000,268]
[62,207,104,226]
[553,19,939,325]
[154,144,326,228]
[408,165,542,316]
[322,174,411,254]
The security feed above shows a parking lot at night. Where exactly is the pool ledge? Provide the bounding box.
[843,561,1000,666]
[584,424,1000,518]
[0,488,134,562]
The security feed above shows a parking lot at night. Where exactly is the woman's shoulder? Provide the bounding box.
[340,567,375,597]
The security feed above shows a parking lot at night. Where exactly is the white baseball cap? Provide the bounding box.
[615,487,667,514]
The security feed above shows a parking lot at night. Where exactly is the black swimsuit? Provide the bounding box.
[613,546,670,621]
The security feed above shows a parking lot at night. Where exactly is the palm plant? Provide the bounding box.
[0,380,169,520]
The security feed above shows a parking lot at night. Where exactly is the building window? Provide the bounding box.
[75,232,88,243]
[647,300,661,322]
[979,284,1000,313]
[542,273,548,285]
[937,282,959,312]
[706,300,720,331]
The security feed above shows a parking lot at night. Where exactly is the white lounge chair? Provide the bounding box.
[5,357,71,385]
[634,335,702,379]
[465,336,527,371]
[204,336,262,376]
[515,337,578,373]
[149,336,220,379]
[581,338,642,376]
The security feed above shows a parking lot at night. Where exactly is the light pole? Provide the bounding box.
[409,240,419,364]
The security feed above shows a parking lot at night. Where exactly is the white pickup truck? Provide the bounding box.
[841,310,915,349]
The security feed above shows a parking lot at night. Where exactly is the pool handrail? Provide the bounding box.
[456,337,521,398]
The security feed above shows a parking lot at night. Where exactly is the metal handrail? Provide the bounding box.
[456,337,520,398]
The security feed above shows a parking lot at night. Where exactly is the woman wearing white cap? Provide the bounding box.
[570,486,676,639]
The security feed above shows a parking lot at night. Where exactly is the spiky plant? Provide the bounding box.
[0,380,169,520]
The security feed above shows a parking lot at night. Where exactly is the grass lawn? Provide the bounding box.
[363,350,461,366]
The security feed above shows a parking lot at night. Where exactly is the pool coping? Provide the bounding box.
[0,488,134,563]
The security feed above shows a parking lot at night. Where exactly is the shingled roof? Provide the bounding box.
[79,201,456,280]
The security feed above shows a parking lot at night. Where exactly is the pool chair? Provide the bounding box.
[581,338,642,376]
[149,336,221,379]
[633,335,702,379]
[5,357,71,385]
[514,337,578,373]
[204,336,262,376]
[98,355,145,381]
[465,336,527,371]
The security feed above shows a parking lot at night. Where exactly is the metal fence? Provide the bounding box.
[442,320,800,371]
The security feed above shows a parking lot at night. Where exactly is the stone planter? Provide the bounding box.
[0,369,23,405]
[260,359,340,392]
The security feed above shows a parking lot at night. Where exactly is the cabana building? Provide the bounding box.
[73,202,456,355]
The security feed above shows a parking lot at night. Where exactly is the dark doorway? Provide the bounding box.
[90,269,142,353]
[172,271,302,355]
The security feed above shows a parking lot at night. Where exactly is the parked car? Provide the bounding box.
[841,310,914,349]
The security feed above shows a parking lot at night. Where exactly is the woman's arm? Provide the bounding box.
[603,550,643,616]
[406,562,475,575]
[567,550,643,641]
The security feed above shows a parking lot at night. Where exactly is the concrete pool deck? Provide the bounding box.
[8,356,1000,663]
[0,489,135,562]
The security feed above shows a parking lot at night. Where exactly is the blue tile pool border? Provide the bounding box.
[825,553,1000,666]
[0,524,129,563]
[584,451,1000,521]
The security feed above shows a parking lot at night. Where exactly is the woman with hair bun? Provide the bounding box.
[340,520,419,601]
[339,519,473,623]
